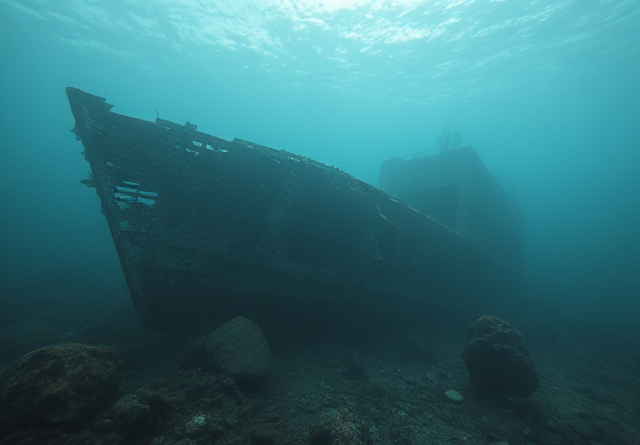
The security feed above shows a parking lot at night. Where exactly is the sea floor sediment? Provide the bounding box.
[0,271,638,445]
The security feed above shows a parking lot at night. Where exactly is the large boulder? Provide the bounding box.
[184,316,271,382]
[0,343,121,436]
[462,316,539,397]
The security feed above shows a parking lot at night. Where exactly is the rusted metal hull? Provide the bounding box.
[67,87,519,334]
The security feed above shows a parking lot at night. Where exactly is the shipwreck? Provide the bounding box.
[66,87,521,335]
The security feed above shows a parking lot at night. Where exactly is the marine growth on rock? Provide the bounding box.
[462,315,539,397]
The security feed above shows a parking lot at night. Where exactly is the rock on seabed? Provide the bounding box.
[0,343,121,436]
[462,316,539,397]
[183,316,272,382]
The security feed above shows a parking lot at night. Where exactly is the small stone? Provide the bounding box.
[114,393,151,429]
[445,389,464,404]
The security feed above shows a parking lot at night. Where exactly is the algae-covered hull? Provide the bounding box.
[66,87,518,334]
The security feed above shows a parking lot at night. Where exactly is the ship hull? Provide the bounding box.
[67,88,518,334]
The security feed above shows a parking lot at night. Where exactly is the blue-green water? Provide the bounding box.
[0,0,638,325]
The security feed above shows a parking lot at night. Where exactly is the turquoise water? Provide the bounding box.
[0,0,638,324]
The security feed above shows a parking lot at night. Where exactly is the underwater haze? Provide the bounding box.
[0,0,639,329]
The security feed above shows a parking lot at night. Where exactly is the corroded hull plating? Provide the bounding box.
[67,87,518,334]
